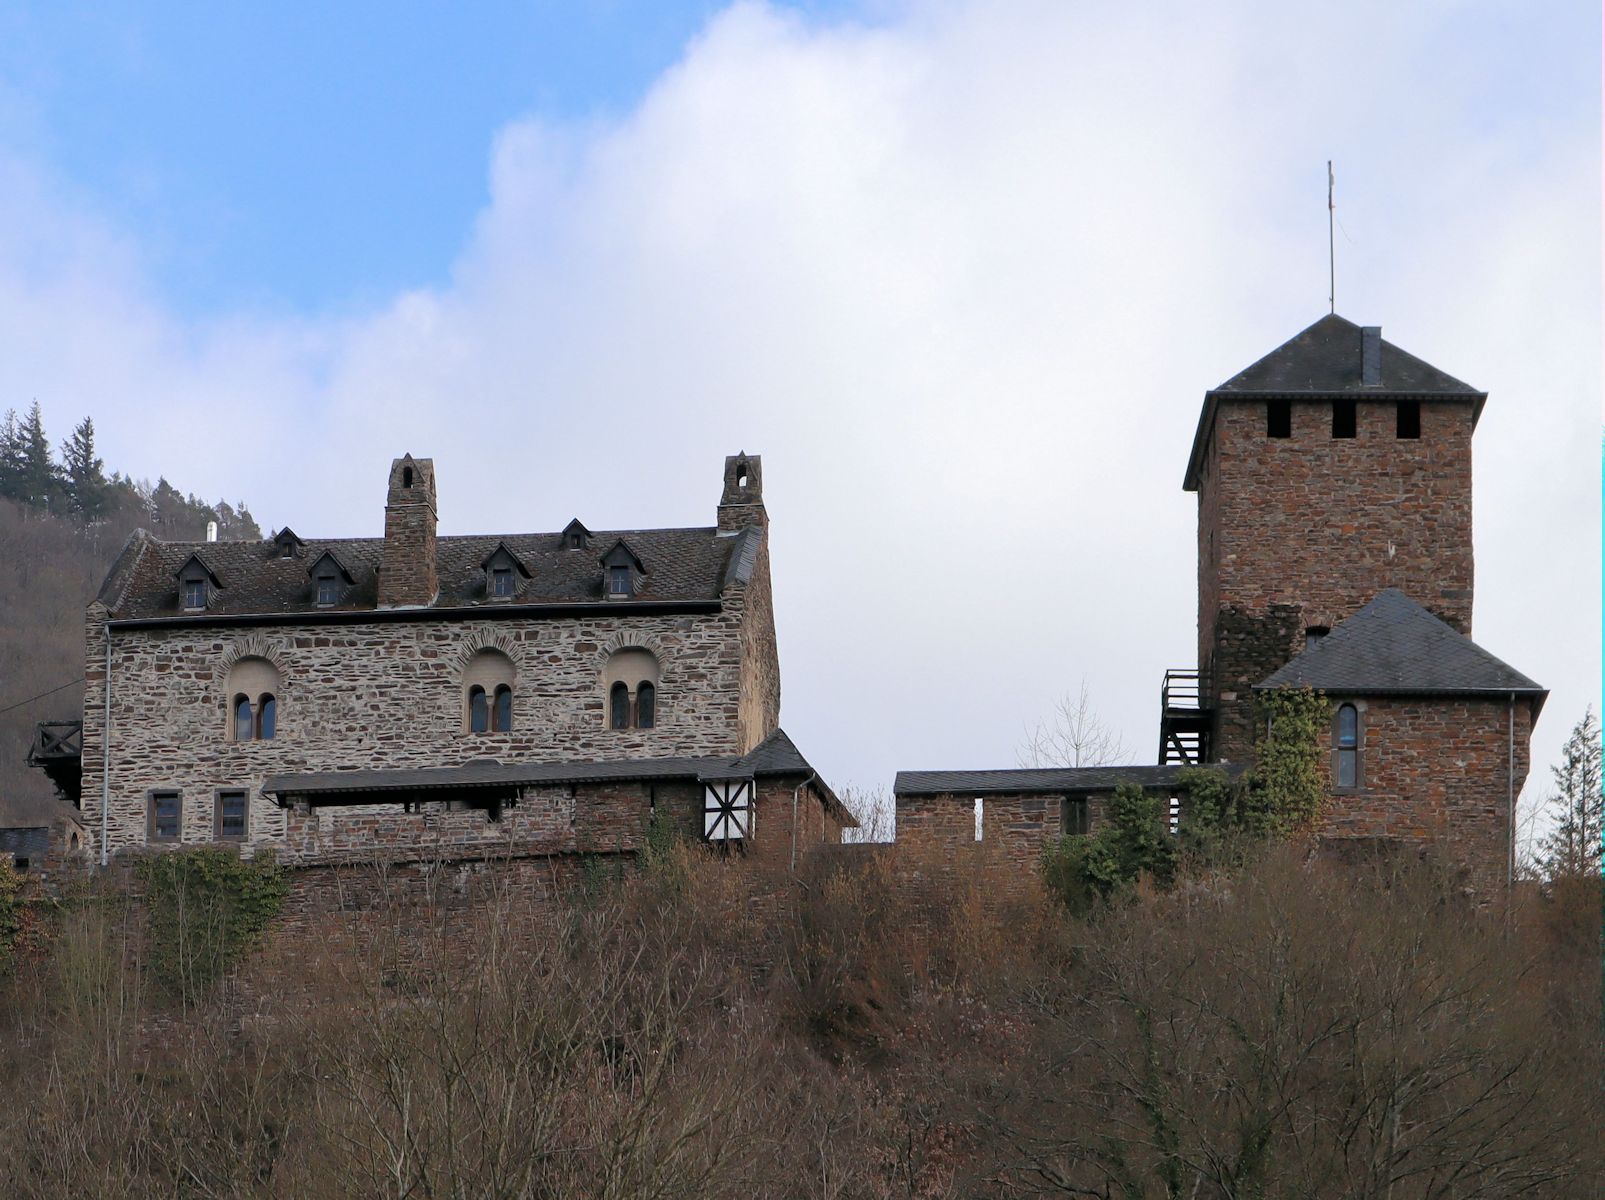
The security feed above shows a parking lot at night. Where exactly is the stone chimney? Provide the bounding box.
[1361,325,1382,387]
[717,452,766,532]
[378,454,438,607]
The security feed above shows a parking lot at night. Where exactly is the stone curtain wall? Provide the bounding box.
[895,792,1111,897]
[736,533,781,754]
[1197,399,1475,762]
[80,604,754,858]
[1318,695,1533,892]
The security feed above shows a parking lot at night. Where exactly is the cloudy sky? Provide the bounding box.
[0,1,1597,824]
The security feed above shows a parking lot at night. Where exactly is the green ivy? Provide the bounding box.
[0,859,24,972]
[136,847,287,1001]
[1249,687,1329,835]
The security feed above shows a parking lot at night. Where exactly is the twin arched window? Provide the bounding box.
[469,684,514,733]
[464,649,516,734]
[226,656,282,741]
[604,648,659,730]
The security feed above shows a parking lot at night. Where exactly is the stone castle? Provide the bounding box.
[27,314,1544,889]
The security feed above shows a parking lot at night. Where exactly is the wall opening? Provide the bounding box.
[1266,399,1291,438]
[1396,400,1421,439]
[1332,399,1357,439]
[974,797,984,841]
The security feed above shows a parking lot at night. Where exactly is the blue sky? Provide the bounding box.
[0,1,863,313]
[0,1,1597,818]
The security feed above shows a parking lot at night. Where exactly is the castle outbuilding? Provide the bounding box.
[900,315,1544,887]
[46,452,853,867]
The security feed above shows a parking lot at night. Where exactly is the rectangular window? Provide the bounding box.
[1333,398,1357,438]
[609,566,631,596]
[1396,400,1420,439]
[1266,399,1291,438]
[491,567,515,597]
[1061,796,1089,836]
[181,578,206,609]
[316,576,339,605]
[215,790,248,839]
[149,791,181,842]
[974,797,984,841]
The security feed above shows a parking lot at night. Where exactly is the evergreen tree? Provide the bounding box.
[0,409,21,500]
[1538,708,1603,879]
[61,416,109,520]
[13,401,62,511]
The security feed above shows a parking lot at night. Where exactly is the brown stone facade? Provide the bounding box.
[1196,398,1474,761]
[378,455,439,608]
[896,792,1111,897]
[1316,694,1534,892]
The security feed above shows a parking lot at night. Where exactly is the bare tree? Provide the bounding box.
[1017,677,1128,768]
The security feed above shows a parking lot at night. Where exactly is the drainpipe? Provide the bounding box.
[790,771,816,873]
[1506,693,1516,889]
[100,627,112,867]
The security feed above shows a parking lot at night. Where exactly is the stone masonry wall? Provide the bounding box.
[1197,398,1475,761]
[736,532,781,753]
[1318,694,1532,893]
[80,602,757,858]
[895,792,1111,898]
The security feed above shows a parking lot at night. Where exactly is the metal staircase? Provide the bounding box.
[1157,670,1212,766]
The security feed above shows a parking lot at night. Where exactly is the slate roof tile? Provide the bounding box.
[1254,588,1545,701]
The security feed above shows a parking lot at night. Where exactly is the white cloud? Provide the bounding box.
[0,0,1596,821]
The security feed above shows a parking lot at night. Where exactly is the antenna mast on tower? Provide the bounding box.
[1327,161,1336,314]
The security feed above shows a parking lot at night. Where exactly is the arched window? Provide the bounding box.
[233,694,254,742]
[602,647,661,730]
[225,656,282,742]
[463,649,516,734]
[1335,703,1359,788]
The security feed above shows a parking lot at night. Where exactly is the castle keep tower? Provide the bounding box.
[1182,315,1485,763]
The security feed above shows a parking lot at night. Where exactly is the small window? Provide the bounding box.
[1062,796,1089,836]
[402,466,414,488]
[1336,703,1359,788]
[233,695,254,742]
[182,578,207,610]
[257,694,276,740]
[216,790,248,839]
[568,531,584,549]
[13,857,28,872]
[974,797,984,842]
[491,567,516,598]
[610,681,630,730]
[1267,399,1291,438]
[316,575,340,606]
[492,684,513,732]
[636,682,655,729]
[1396,400,1420,439]
[609,566,632,597]
[469,686,489,734]
[1333,399,1357,438]
[1305,626,1330,652]
[149,791,181,842]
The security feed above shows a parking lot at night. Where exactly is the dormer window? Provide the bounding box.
[480,542,530,601]
[562,519,591,550]
[273,527,304,559]
[599,539,645,601]
[307,550,354,609]
[176,554,220,612]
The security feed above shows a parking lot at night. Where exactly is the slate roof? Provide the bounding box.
[1255,589,1545,706]
[1213,314,1481,396]
[1184,314,1487,491]
[0,794,85,832]
[260,727,858,827]
[99,524,750,620]
[894,764,1219,798]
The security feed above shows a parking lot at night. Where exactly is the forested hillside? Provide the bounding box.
[0,403,261,809]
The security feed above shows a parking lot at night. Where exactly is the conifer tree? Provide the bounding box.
[1538,708,1603,879]
[13,401,62,510]
[61,415,109,520]
[0,409,21,500]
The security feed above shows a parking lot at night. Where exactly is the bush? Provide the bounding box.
[137,847,287,1002]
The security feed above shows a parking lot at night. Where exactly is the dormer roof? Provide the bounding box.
[479,541,532,578]
[272,527,305,557]
[600,539,647,574]
[307,549,356,584]
[175,553,221,587]
[561,519,591,549]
